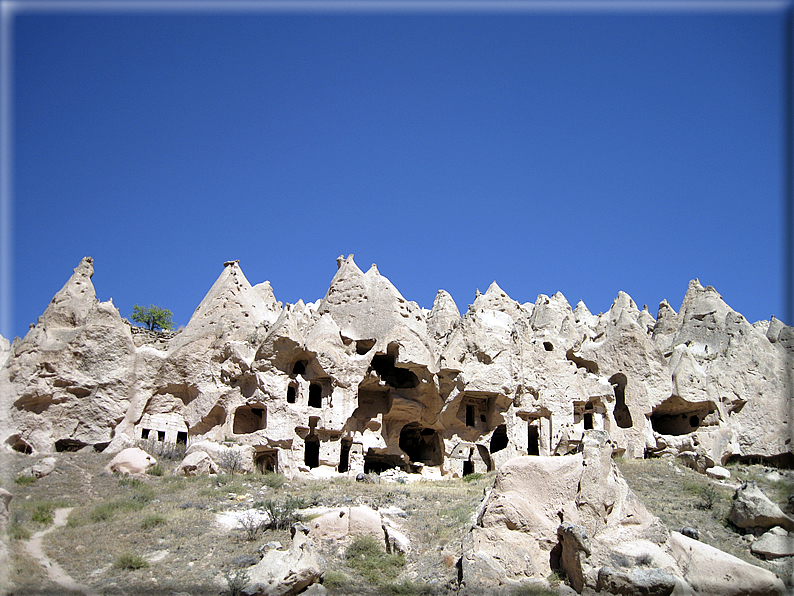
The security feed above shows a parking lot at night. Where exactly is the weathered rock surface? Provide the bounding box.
[242,522,323,596]
[1,257,790,483]
[104,447,156,475]
[461,431,786,595]
[667,530,785,595]
[21,456,57,479]
[730,481,794,532]
[174,451,219,476]
[750,526,794,558]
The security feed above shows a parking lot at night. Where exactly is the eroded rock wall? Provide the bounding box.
[1,256,791,475]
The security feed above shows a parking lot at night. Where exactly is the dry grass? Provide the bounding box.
[616,456,793,580]
[4,449,790,595]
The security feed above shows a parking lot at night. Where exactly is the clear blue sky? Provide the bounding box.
[3,1,791,340]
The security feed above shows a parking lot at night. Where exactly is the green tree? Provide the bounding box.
[131,304,174,331]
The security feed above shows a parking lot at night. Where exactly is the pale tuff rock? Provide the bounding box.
[426,290,460,346]
[4,256,136,454]
[461,433,785,595]
[750,526,794,558]
[1,255,791,481]
[104,447,157,475]
[729,481,794,532]
[242,523,323,596]
[649,279,791,465]
[667,531,785,596]
[174,450,219,476]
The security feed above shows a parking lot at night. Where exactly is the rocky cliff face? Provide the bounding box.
[1,256,791,476]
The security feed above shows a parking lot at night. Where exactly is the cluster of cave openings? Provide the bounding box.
[490,424,508,454]
[233,405,267,434]
[140,428,166,442]
[399,423,443,466]
[304,434,320,468]
[610,373,632,429]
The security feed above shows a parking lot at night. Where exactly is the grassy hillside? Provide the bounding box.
[2,450,791,595]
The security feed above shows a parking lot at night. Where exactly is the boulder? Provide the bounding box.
[667,531,786,595]
[730,481,794,532]
[462,432,785,595]
[22,456,57,478]
[557,523,591,593]
[185,441,255,474]
[308,506,384,544]
[104,447,156,475]
[705,466,730,480]
[596,566,677,596]
[242,522,322,596]
[750,526,794,558]
[174,451,219,476]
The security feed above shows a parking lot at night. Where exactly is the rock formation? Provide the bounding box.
[461,431,786,595]
[0,256,791,478]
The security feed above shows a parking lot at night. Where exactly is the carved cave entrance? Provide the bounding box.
[490,424,508,454]
[528,425,540,456]
[399,423,443,467]
[233,405,266,434]
[369,344,419,389]
[610,373,632,428]
[338,438,352,473]
[304,434,320,468]
[308,383,322,408]
[255,449,278,473]
[364,451,406,474]
[650,396,715,436]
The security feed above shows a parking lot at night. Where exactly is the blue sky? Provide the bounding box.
[2,1,791,340]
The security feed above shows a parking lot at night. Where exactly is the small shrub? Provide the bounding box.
[9,523,30,540]
[147,464,165,476]
[508,584,559,596]
[118,476,143,488]
[217,449,247,475]
[258,498,304,531]
[223,568,250,596]
[90,501,122,522]
[462,472,483,483]
[140,514,166,530]
[345,535,405,584]
[238,511,265,541]
[546,570,565,587]
[698,484,720,510]
[260,472,286,489]
[137,437,186,461]
[31,503,54,525]
[14,475,36,486]
[322,570,351,590]
[114,553,149,570]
